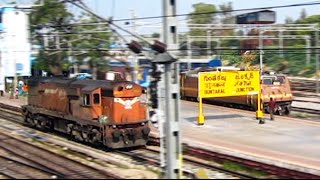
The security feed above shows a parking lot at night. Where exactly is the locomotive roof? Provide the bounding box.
[29,77,135,91]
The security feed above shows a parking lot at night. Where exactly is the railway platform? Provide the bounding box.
[1,95,320,176]
[151,100,320,176]
[0,94,27,107]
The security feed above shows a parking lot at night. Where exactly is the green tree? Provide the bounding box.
[31,0,73,75]
[151,33,160,38]
[297,14,320,25]
[285,16,294,24]
[71,13,112,79]
[218,2,236,50]
[219,2,235,25]
[299,8,307,21]
[188,3,217,55]
[188,3,217,36]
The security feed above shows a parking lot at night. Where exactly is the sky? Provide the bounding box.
[79,0,320,34]
[84,0,320,22]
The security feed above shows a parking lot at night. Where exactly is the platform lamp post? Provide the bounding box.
[316,27,319,94]
[259,30,264,74]
[11,33,18,99]
[207,30,211,59]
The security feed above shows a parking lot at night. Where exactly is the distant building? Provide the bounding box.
[0,7,31,92]
[236,10,276,24]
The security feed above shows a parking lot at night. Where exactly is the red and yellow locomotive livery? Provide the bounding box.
[181,67,293,115]
[22,77,150,149]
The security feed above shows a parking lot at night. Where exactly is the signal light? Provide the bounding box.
[149,63,161,109]
[151,40,167,53]
[149,81,159,109]
[127,40,143,54]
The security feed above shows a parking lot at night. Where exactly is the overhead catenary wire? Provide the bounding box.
[45,0,320,60]
[64,0,151,45]
[35,47,320,52]
[95,1,320,22]
[51,1,320,30]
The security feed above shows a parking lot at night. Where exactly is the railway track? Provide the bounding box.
[183,145,320,179]
[149,133,320,179]
[0,131,119,179]
[289,77,319,93]
[1,103,320,179]
[0,103,255,179]
[292,107,320,116]
[117,146,255,179]
[122,147,255,179]
[0,156,57,179]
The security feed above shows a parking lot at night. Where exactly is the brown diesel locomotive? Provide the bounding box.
[180,67,293,115]
[22,77,150,149]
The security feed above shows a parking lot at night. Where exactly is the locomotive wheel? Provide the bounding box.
[284,106,291,115]
[88,129,102,144]
[24,113,33,125]
[71,125,84,142]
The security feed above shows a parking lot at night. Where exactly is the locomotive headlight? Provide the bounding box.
[99,115,108,124]
[125,84,133,90]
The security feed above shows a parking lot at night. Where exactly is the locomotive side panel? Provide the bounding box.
[181,75,199,98]
[41,84,69,114]
[28,79,69,114]
[211,95,256,108]
[28,79,41,106]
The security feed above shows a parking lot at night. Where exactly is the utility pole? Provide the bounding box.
[306,35,311,65]
[316,28,319,94]
[131,10,139,84]
[207,30,211,59]
[65,1,181,177]
[12,33,18,99]
[0,34,3,96]
[279,30,284,58]
[160,0,182,178]
[259,30,264,73]
[68,41,76,75]
[187,35,192,70]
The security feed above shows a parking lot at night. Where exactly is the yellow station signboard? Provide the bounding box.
[198,71,260,98]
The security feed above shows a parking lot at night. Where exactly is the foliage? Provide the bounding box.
[219,2,234,24]
[263,50,316,77]
[70,13,112,79]
[299,8,307,21]
[218,2,235,36]
[31,1,113,78]
[187,2,237,56]
[188,3,217,37]
[31,0,73,75]
[218,11,320,78]
[297,14,320,25]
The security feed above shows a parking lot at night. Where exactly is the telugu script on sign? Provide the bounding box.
[199,71,260,98]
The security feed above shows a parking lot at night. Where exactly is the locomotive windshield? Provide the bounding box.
[263,76,286,85]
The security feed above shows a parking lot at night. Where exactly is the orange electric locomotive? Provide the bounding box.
[180,67,293,115]
[22,77,150,149]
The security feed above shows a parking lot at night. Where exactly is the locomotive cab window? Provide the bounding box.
[263,78,272,85]
[82,94,91,106]
[93,93,100,104]
[277,76,286,84]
